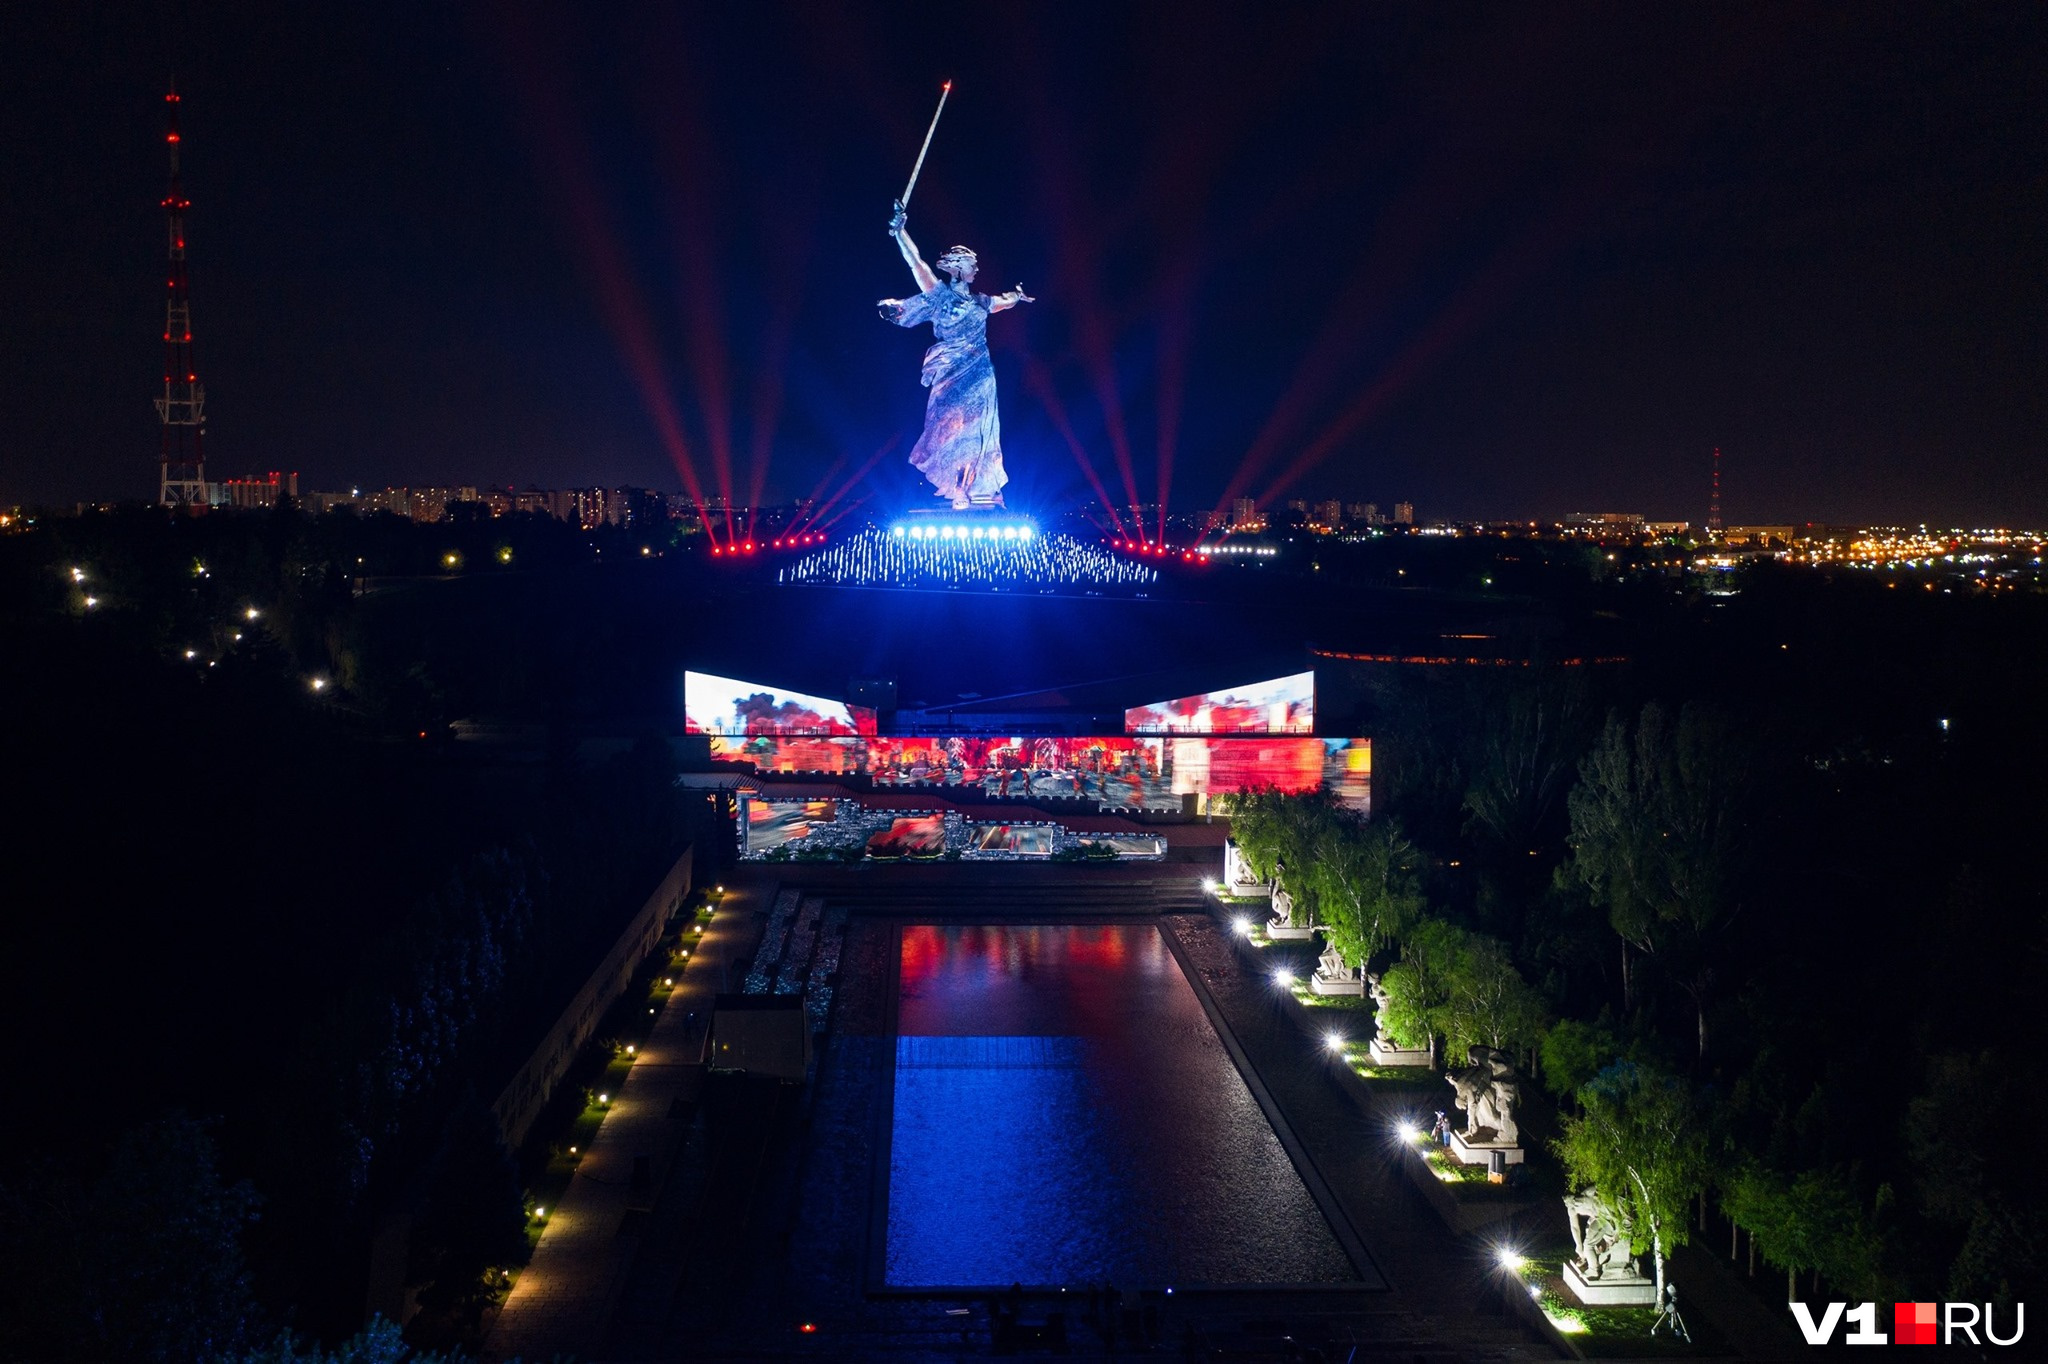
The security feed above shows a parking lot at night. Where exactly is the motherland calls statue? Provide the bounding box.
[879,203,1033,508]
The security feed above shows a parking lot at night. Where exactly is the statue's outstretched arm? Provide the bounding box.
[891,204,938,293]
[989,283,1036,313]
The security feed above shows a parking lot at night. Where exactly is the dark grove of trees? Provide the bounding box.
[1250,561,2048,1307]
[0,505,702,1357]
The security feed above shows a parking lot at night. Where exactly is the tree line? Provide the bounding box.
[1228,567,2048,1310]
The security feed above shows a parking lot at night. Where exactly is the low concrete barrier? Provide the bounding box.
[490,846,694,1146]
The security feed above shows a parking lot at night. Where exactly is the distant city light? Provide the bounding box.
[245,607,260,621]
[309,677,328,692]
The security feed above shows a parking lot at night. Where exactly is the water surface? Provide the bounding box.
[885,922,1362,1288]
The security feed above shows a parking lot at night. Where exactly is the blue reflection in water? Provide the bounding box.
[885,923,1357,1288]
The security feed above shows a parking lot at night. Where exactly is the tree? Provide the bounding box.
[1462,669,1591,864]
[1312,818,1428,970]
[1377,919,1467,1068]
[1721,1160,1881,1302]
[223,1314,473,1363]
[1223,790,1344,927]
[1555,1062,1712,1310]
[1538,1017,1625,1104]
[0,1116,259,1364]
[1562,703,1753,1056]
[1441,933,1547,1060]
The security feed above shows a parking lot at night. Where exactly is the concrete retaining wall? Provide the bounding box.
[490,845,694,1146]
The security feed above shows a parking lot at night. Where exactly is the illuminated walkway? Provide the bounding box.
[485,883,758,1364]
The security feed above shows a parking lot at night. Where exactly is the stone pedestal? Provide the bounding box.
[1368,1036,1432,1067]
[1448,1129,1525,1166]
[1563,1262,1657,1306]
[1222,841,1270,899]
[1267,924,1316,941]
[1310,973,1365,996]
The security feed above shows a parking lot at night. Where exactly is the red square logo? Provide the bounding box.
[1895,1301,1938,1345]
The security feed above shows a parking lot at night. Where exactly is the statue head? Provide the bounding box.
[936,245,979,282]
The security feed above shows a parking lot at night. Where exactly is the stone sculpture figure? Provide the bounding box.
[1269,883,1297,929]
[1565,1188,1641,1282]
[1447,1045,1521,1145]
[879,203,1033,508]
[1367,971,1392,1015]
[1316,943,1354,982]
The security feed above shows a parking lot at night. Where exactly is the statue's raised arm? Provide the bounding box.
[891,201,938,294]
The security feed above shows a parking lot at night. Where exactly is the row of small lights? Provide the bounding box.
[712,535,826,554]
[1110,539,1182,558]
[890,523,1036,542]
[1199,543,1280,557]
[526,884,723,1232]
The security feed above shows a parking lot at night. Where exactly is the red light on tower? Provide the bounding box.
[156,82,206,507]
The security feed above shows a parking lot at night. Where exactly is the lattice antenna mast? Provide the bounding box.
[1707,446,1722,537]
[157,83,208,506]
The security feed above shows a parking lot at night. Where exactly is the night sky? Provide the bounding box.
[7,2,2044,524]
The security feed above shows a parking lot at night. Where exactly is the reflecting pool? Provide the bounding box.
[884,923,1362,1288]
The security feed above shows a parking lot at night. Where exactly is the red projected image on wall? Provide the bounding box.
[867,814,947,860]
[1123,671,1315,734]
[743,798,836,852]
[707,734,1369,813]
[684,670,876,737]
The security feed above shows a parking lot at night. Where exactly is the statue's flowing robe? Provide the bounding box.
[883,282,1008,502]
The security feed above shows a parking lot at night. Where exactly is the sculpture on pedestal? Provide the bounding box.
[1447,1045,1521,1146]
[1565,1188,1641,1283]
[879,208,1032,508]
[1311,942,1364,995]
[1365,971,1432,1065]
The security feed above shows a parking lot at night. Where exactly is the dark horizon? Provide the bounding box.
[7,2,2045,525]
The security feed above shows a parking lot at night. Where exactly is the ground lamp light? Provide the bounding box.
[1324,1032,1345,1054]
[1272,968,1295,986]
[1233,917,1253,937]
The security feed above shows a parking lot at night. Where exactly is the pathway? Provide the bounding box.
[484,881,763,1363]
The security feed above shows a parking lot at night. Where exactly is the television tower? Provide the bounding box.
[156,84,208,507]
[1707,446,1722,537]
